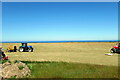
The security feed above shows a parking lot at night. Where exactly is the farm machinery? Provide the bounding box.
[110,43,120,53]
[18,43,33,52]
[7,46,17,52]
[6,43,33,52]
[0,48,8,60]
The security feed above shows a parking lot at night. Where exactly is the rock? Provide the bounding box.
[2,62,11,68]
[1,61,31,78]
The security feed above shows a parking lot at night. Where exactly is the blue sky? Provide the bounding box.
[2,2,118,41]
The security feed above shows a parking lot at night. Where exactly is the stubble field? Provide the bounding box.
[1,42,118,66]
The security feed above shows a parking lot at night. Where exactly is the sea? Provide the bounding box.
[0,40,119,43]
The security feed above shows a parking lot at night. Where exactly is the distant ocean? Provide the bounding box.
[1,40,119,43]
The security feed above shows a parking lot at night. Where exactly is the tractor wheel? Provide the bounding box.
[28,48,32,52]
[19,47,24,52]
[110,48,115,53]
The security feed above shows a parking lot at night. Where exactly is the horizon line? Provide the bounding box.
[0,40,119,43]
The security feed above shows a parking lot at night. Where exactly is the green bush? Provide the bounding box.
[11,75,16,79]
[14,60,20,63]
[8,60,12,64]
[18,64,24,70]
[1,60,8,64]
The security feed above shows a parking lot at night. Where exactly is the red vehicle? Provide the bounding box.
[0,48,8,60]
[2,56,8,60]
[110,43,120,53]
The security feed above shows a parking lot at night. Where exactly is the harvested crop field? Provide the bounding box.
[1,42,119,66]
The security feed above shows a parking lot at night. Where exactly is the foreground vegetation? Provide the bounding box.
[22,61,118,78]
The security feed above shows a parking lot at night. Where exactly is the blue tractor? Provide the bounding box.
[18,43,33,52]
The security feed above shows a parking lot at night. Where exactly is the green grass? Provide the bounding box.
[22,61,118,78]
[0,60,11,64]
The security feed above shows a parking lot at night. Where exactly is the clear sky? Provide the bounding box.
[2,2,118,41]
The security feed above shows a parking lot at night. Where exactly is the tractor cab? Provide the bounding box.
[18,43,33,52]
[21,43,27,47]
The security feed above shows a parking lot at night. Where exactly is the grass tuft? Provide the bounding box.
[18,64,24,70]
[14,60,20,63]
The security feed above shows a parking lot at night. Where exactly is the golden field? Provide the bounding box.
[0,42,118,66]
